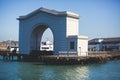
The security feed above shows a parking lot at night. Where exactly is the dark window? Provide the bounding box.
[70,41,74,49]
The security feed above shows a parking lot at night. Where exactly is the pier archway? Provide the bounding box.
[18,7,85,56]
[30,24,54,52]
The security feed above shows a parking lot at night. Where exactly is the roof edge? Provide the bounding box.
[17,7,79,20]
[67,35,88,39]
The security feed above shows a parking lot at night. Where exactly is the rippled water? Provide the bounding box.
[0,57,120,80]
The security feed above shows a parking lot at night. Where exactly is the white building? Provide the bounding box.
[88,37,120,51]
[40,41,53,51]
[0,40,19,51]
[18,7,88,56]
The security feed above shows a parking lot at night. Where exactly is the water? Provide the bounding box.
[0,57,120,80]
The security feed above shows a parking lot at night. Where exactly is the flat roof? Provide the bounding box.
[89,37,120,44]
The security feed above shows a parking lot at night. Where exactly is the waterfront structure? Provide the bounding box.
[88,37,120,51]
[0,40,19,51]
[40,40,53,51]
[18,7,88,56]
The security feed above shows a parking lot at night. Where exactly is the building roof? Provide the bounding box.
[17,7,79,20]
[89,37,120,44]
[0,40,19,47]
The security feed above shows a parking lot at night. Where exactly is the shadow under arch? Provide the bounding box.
[30,23,54,55]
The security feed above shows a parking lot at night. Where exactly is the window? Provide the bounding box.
[70,41,74,49]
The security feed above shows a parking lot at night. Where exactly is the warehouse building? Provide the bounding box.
[88,37,120,51]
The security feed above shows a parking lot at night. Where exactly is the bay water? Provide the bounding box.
[0,57,120,80]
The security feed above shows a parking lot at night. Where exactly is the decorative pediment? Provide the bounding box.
[17,7,79,20]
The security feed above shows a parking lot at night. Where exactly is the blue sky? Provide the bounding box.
[0,0,120,41]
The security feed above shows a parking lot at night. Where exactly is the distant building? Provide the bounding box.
[88,37,120,51]
[40,41,53,51]
[0,40,19,51]
[0,46,7,51]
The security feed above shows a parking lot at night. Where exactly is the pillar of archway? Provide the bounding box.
[17,7,88,56]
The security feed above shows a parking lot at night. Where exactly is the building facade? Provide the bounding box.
[0,40,19,51]
[18,7,88,56]
[88,37,120,51]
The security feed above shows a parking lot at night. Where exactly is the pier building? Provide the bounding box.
[88,37,120,51]
[17,7,88,56]
[0,40,19,51]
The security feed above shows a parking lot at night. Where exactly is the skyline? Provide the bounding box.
[0,0,120,41]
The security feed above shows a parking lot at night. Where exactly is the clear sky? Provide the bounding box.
[0,0,120,41]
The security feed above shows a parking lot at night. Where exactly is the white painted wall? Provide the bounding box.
[66,17,79,36]
[66,36,88,56]
[77,36,88,56]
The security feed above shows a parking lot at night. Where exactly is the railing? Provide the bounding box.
[58,51,77,55]
[58,51,89,57]
[58,51,120,57]
[88,51,120,57]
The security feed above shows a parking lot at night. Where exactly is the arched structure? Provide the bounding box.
[17,7,88,56]
[30,24,51,50]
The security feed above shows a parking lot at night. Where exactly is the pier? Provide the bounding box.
[41,51,120,65]
[0,50,120,65]
[0,51,19,61]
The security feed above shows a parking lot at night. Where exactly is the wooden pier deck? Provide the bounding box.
[0,51,120,65]
[41,52,120,65]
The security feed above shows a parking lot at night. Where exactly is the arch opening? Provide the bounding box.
[30,24,54,55]
[41,28,54,51]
